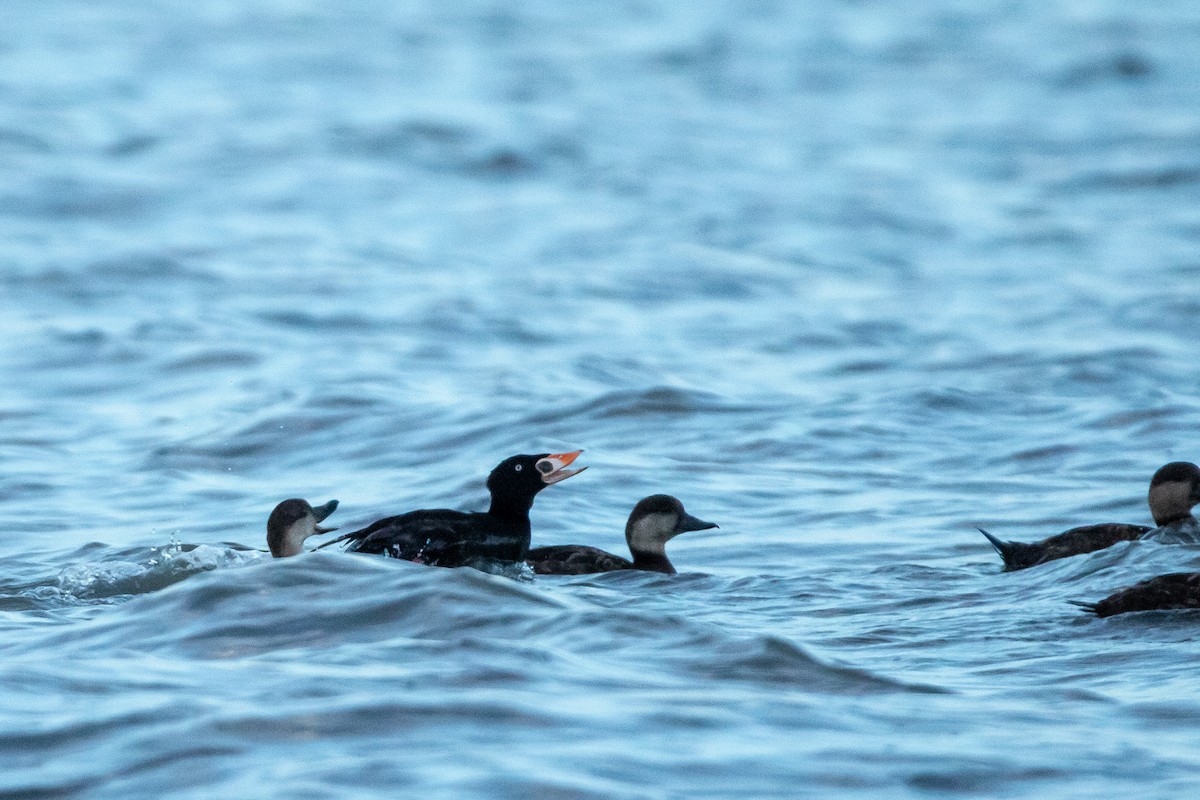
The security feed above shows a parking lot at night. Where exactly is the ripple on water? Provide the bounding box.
[4,2,1200,798]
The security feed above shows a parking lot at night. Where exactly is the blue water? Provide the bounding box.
[4,1,1200,797]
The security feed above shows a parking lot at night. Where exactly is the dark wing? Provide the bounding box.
[326,510,529,566]
[1079,572,1200,617]
[315,509,468,554]
[980,523,1151,571]
[526,545,633,575]
[349,510,475,563]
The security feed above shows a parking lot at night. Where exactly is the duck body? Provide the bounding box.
[1077,572,1200,618]
[979,523,1150,572]
[338,508,530,565]
[525,545,635,575]
[322,451,586,568]
[980,461,1200,571]
[526,494,717,576]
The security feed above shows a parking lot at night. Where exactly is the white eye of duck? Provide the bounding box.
[514,464,523,472]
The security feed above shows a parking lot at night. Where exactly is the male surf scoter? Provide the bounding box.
[1074,572,1200,618]
[526,494,717,575]
[267,498,339,557]
[978,461,1200,571]
[319,451,586,567]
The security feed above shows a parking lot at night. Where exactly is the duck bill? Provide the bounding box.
[538,450,588,485]
[313,499,339,533]
[677,513,718,534]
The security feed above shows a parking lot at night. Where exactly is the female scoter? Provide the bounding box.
[267,498,339,557]
[1075,572,1200,618]
[526,494,717,575]
[318,451,586,567]
[978,461,1200,571]
[1139,461,1200,543]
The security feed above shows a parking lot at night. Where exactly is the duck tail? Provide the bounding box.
[314,531,356,550]
[1067,599,1101,615]
[976,527,1039,571]
[977,527,1008,555]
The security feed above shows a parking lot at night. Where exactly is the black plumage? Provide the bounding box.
[319,451,585,567]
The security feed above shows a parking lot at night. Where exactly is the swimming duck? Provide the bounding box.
[267,498,339,557]
[1138,461,1200,544]
[319,451,586,567]
[979,461,1200,571]
[526,494,717,575]
[1075,572,1200,618]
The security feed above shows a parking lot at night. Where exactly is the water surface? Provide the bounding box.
[3,2,1200,797]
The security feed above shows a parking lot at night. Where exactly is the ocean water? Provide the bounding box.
[3,1,1200,797]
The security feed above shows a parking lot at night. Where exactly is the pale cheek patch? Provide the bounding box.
[288,519,319,547]
[1150,481,1194,523]
[628,513,678,552]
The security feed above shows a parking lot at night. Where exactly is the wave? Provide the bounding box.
[0,543,263,611]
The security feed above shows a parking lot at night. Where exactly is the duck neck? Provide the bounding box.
[487,494,534,526]
[631,550,676,574]
[268,530,306,558]
[1154,511,1197,528]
